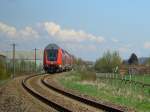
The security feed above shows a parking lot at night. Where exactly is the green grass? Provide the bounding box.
[96,73,150,84]
[124,75,150,84]
[59,71,150,112]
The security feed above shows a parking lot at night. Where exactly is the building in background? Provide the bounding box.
[0,54,6,62]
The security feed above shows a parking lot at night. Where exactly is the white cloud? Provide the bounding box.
[72,44,97,52]
[44,22,105,43]
[19,26,39,38]
[144,42,150,49]
[0,21,105,43]
[111,38,119,43]
[0,22,39,39]
[0,22,17,37]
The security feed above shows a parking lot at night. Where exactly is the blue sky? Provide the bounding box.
[0,0,150,61]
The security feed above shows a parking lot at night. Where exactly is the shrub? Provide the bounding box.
[95,51,122,73]
[78,68,96,81]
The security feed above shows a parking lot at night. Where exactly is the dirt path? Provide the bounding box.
[0,76,56,112]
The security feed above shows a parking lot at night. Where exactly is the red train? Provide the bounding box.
[43,44,73,73]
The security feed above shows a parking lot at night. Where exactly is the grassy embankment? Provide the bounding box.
[59,71,150,112]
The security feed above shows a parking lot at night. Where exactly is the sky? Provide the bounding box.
[0,0,150,61]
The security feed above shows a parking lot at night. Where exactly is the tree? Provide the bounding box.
[94,51,122,73]
[128,53,138,65]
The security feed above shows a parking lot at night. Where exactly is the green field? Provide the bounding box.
[96,73,150,84]
[59,71,150,112]
[124,74,150,84]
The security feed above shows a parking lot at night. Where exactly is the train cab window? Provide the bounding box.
[47,49,58,61]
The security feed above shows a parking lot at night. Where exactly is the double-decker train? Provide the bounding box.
[43,44,73,73]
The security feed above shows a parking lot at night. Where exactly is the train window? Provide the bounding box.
[47,49,58,61]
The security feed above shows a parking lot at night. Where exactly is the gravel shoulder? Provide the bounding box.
[0,75,55,112]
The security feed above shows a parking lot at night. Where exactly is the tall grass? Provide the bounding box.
[59,70,150,111]
[78,69,96,81]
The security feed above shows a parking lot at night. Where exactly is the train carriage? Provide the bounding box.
[43,43,73,73]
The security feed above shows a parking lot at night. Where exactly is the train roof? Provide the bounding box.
[45,43,60,49]
[62,50,72,56]
[45,43,73,56]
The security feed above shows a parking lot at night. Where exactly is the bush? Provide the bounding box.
[78,68,96,81]
[94,51,122,73]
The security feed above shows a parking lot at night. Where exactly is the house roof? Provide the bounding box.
[0,54,6,58]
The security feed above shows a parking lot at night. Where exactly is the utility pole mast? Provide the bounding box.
[12,43,16,78]
[34,48,37,72]
[33,48,40,72]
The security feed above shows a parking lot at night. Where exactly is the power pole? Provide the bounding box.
[33,48,40,72]
[12,43,16,78]
[34,48,36,72]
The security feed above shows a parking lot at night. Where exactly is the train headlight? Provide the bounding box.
[59,65,62,68]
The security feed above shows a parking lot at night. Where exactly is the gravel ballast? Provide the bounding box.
[0,76,56,112]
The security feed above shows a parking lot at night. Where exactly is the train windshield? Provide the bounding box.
[47,49,58,61]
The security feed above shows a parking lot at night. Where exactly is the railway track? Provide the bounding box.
[22,74,71,112]
[22,73,128,112]
[22,74,101,112]
[42,74,128,112]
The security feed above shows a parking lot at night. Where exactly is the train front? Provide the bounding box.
[43,44,62,73]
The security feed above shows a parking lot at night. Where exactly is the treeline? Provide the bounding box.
[95,51,150,73]
[73,51,122,73]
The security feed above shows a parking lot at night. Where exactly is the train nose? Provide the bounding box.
[50,61,57,65]
[50,62,54,64]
